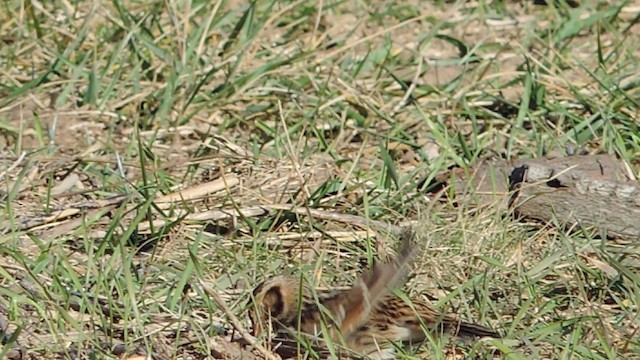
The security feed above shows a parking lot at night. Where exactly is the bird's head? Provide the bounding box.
[247,276,305,337]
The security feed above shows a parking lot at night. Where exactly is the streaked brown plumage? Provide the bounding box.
[247,230,500,358]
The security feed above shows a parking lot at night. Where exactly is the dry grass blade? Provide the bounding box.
[155,175,240,206]
[266,204,416,235]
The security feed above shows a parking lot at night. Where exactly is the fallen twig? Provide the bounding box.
[199,279,281,360]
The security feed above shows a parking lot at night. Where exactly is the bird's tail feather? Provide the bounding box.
[456,321,501,338]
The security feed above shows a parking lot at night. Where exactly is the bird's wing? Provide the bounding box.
[337,228,418,337]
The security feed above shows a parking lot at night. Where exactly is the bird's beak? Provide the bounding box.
[252,324,262,337]
[248,309,263,337]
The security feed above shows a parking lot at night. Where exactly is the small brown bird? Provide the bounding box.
[248,230,500,359]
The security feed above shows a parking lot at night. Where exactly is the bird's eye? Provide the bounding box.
[252,283,265,298]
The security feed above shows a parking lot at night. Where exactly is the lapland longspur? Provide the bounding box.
[248,230,500,358]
